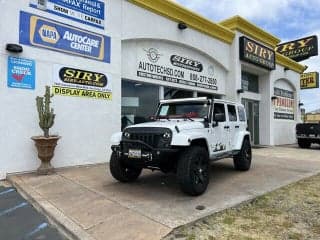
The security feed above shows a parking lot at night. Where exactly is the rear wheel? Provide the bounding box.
[177,146,209,196]
[109,152,142,182]
[233,138,252,171]
[297,139,311,149]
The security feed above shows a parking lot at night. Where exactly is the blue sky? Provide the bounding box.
[175,0,320,112]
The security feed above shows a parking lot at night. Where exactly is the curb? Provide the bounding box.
[7,175,96,240]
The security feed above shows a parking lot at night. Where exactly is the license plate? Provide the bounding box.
[309,134,315,137]
[128,149,141,158]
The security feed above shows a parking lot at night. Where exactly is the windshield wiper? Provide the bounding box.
[182,114,194,121]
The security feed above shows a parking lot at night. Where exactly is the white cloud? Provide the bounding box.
[175,0,320,36]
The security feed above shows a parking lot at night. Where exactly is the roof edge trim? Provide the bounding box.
[128,0,235,44]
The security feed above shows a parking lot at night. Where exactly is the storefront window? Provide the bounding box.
[241,71,259,93]
[164,87,193,99]
[121,80,159,130]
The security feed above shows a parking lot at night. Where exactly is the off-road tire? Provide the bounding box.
[297,139,311,149]
[109,152,142,182]
[233,138,252,171]
[177,146,209,196]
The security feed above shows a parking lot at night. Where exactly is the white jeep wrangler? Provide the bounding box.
[110,97,251,196]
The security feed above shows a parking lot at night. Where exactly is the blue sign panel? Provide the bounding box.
[29,0,105,29]
[19,11,111,63]
[8,56,35,90]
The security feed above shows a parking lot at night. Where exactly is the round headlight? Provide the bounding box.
[163,132,171,139]
[124,132,131,138]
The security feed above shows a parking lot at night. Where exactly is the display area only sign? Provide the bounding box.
[52,65,112,100]
[19,11,111,63]
[7,56,35,90]
[29,0,105,29]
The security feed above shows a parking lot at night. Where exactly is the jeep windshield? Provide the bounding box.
[156,101,210,119]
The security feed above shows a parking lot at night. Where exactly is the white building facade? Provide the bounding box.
[0,0,305,179]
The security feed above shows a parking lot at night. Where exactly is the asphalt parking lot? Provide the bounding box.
[8,144,320,240]
[0,186,66,240]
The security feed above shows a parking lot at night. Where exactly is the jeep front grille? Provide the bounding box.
[122,127,172,148]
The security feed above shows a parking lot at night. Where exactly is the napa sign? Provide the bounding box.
[19,11,110,63]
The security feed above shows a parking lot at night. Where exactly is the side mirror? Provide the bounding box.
[149,115,157,121]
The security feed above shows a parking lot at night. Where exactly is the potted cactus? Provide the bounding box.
[31,86,60,175]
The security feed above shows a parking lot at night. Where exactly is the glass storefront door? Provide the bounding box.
[242,99,260,145]
[121,80,159,130]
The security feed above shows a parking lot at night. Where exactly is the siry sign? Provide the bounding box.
[300,72,319,89]
[170,55,203,72]
[239,36,275,70]
[276,35,318,61]
[53,65,112,100]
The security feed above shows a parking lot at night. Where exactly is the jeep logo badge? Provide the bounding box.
[170,55,203,72]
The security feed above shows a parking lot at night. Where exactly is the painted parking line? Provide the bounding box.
[23,222,49,239]
[0,202,28,217]
[0,188,15,196]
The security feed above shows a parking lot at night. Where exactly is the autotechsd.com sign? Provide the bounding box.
[29,0,105,29]
[19,11,110,63]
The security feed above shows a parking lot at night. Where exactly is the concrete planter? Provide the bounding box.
[31,136,61,175]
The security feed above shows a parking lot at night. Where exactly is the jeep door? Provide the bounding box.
[227,104,238,149]
[209,102,229,156]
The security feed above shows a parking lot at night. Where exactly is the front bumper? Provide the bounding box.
[111,139,179,168]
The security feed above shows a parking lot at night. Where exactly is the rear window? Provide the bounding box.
[237,106,246,122]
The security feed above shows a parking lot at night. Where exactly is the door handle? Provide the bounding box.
[224,126,230,129]
[235,126,240,129]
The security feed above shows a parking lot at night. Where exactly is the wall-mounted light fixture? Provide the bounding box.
[271,96,278,101]
[298,102,304,107]
[237,89,244,94]
[6,43,23,53]
[178,22,187,30]
[284,67,289,71]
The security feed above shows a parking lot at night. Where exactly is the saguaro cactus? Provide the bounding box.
[36,86,55,138]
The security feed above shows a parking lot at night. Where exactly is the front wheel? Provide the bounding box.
[233,138,252,171]
[109,152,142,182]
[177,146,209,196]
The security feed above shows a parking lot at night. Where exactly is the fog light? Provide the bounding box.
[124,132,130,138]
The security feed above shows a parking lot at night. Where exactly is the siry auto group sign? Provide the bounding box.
[239,36,275,70]
[276,35,318,62]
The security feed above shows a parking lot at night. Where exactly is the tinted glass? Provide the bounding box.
[237,106,246,121]
[213,103,226,122]
[241,71,259,93]
[228,105,237,121]
[122,81,159,130]
[158,102,209,118]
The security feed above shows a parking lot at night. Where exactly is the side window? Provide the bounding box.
[227,105,237,122]
[213,103,226,122]
[237,106,246,122]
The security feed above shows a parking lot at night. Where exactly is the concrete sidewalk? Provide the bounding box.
[8,145,320,240]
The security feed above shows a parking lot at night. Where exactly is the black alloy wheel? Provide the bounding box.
[233,138,252,171]
[109,152,142,182]
[177,146,209,196]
